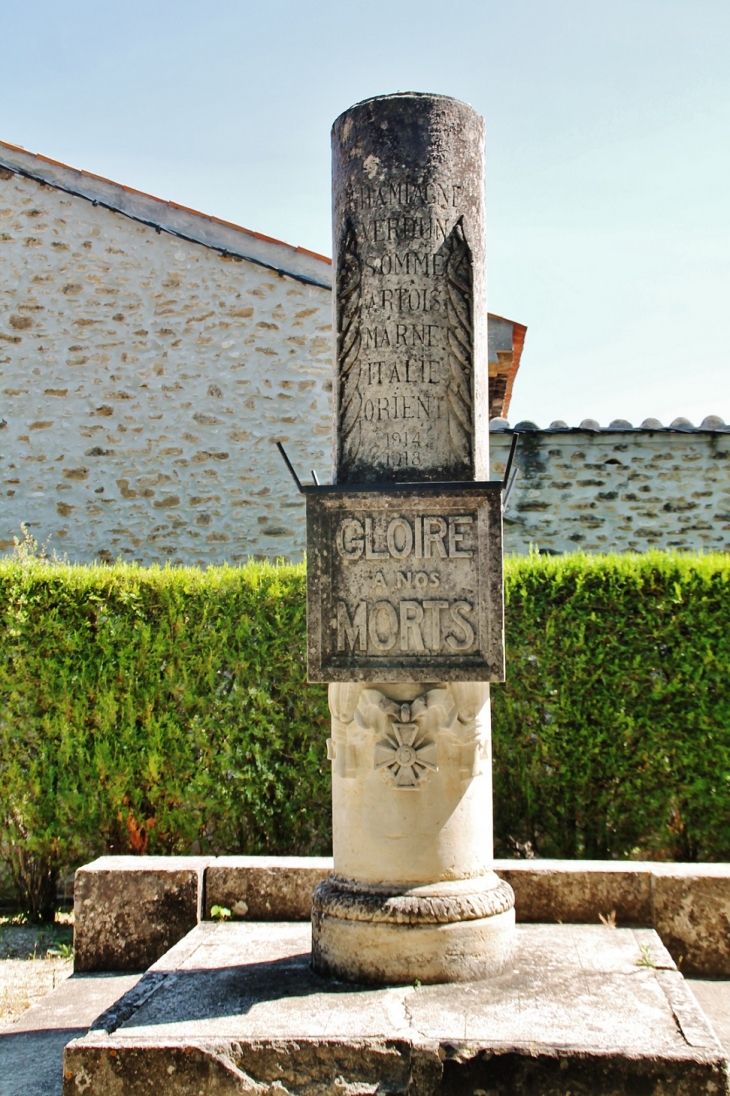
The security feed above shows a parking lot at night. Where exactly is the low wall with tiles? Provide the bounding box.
[490,423,730,555]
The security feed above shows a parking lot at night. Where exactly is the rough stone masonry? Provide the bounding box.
[1,142,726,563]
[491,419,730,554]
[0,155,334,564]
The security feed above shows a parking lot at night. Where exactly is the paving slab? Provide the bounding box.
[0,972,142,1096]
[64,921,728,1095]
[689,980,730,1059]
[0,958,72,1027]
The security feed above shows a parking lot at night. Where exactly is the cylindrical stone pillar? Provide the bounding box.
[331,92,490,485]
[312,94,514,985]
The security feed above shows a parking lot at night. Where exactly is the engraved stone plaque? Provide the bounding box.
[306,483,504,683]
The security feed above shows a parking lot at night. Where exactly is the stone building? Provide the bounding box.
[2,140,727,561]
[0,141,525,564]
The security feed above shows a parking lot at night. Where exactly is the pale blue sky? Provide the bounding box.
[2,0,728,427]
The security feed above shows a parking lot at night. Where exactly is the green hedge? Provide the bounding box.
[0,551,729,916]
[492,552,730,862]
[0,559,329,917]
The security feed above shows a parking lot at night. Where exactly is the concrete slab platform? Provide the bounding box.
[72,856,730,976]
[0,972,142,1096]
[204,856,332,921]
[651,864,730,976]
[74,856,211,972]
[64,922,729,1095]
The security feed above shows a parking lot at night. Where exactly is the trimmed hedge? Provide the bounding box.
[492,552,730,862]
[0,559,329,917]
[0,551,729,916]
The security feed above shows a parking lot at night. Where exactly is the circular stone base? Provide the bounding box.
[312,906,516,984]
[311,876,516,984]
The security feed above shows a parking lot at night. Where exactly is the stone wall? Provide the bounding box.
[0,164,332,564]
[490,423,730,554]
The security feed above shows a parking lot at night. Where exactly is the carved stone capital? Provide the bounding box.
[328,681,490,782]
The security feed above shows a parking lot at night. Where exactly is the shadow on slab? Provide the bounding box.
[99,951,389,1029]
[0,1027,86,1096]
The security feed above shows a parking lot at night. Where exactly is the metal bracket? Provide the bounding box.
[275,441,304,493]
[276,436,520,507]
[501,431,520,514]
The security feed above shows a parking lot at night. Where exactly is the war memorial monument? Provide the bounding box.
[303,92,514,986]
[62,94,728,1095]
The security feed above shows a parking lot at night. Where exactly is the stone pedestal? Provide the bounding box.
[311,681,514,983]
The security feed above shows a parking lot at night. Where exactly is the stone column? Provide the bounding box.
[331,92,490,486]
[311,93,514,984]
